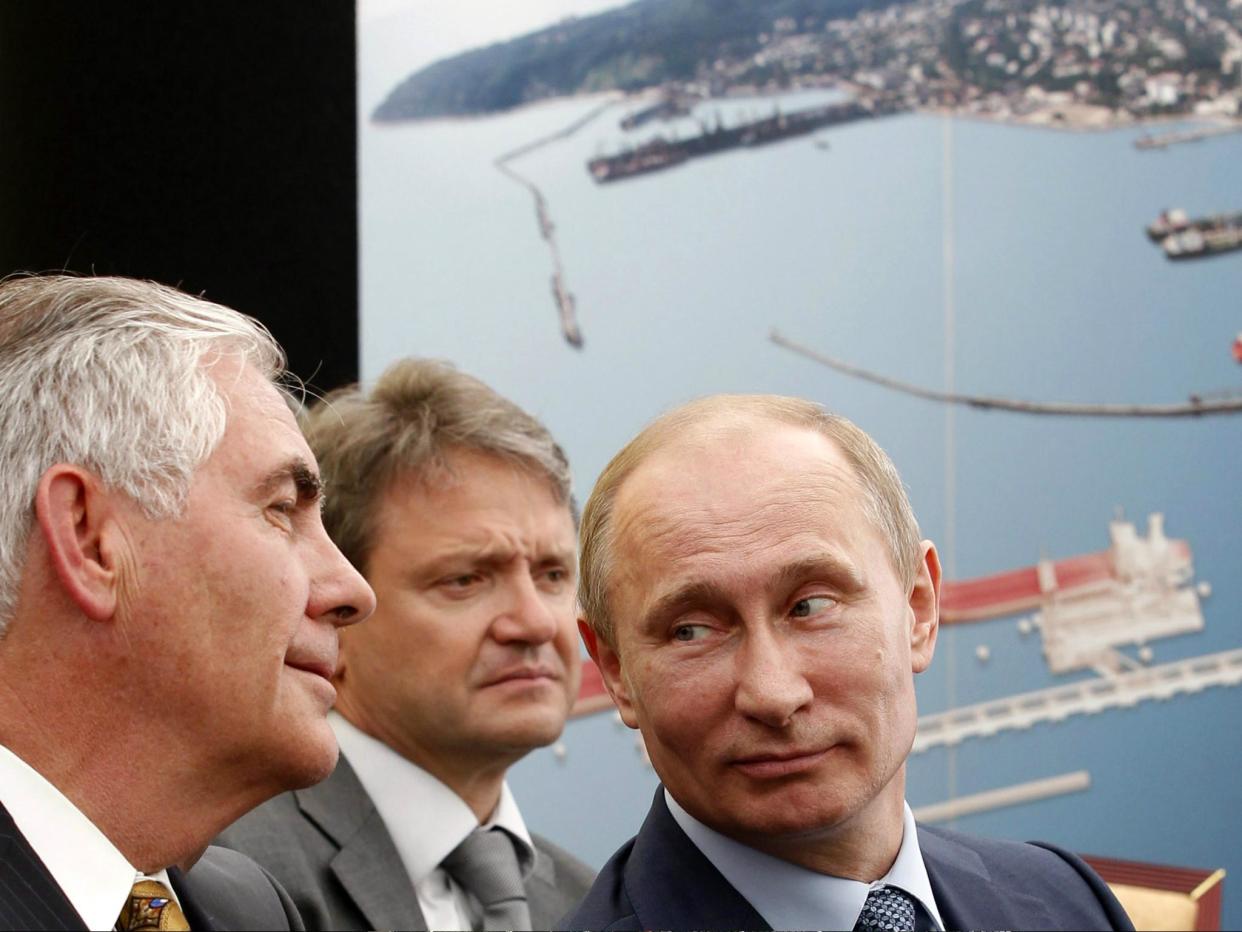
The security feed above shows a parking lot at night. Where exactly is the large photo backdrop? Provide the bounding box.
[359,1,1242,925]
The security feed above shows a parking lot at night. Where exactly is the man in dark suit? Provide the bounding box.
[218,359,594,931]
[0,275,376,931]
[568,394,1134,931]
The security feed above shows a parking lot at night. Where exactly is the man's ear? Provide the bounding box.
[908,540,942,674]
[579,618,639,729]
[34,465,122,622]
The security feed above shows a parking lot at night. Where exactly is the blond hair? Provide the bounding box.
[302,358,573,574]
[578,395,921,648]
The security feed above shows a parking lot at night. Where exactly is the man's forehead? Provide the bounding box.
[610,426,863,586]
[387,449,564,504]
[616,418,858,520]
[376,453,574,541]
[205,359,318,477]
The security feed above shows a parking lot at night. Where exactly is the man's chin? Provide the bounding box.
[300,742,340,787]
[477,712,568,757]
[480,690,572,733]
[269,721,340,791]
[677,783,859,847]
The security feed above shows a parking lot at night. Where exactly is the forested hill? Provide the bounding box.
[372,0,907,122]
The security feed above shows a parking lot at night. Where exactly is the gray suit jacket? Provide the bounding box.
[216,754,594,931]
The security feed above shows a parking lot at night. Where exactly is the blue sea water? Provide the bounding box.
[361,95,1242,926]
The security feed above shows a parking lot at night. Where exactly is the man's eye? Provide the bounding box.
[790,596,835,618]
[672,624,710,642]
[437,574,486,594]
[269,500,296,518]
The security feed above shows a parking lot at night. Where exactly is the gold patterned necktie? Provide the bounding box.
[116,879,190,931]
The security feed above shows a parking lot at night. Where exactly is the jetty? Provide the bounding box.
[1134,122,1242,150]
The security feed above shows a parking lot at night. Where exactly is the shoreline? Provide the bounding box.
[930,105,1242,136]
[374,90,1242,138]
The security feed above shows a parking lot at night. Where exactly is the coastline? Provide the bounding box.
[933,104,1242,135]
[373,86,1242,142]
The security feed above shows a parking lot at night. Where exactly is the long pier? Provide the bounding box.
[1135,122,1242,150]
[911,646,1242,753]
[771,329,1242,416]
[494,97,620,348]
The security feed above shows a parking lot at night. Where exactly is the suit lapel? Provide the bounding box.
[169,865,219,932]
[626,790,770,931]
[919,825,1057,932]
[294,755,428,931]
[525,842,560,930]
[0,802,87,931]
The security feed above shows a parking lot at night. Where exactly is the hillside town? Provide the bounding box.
[694,0,1242,128]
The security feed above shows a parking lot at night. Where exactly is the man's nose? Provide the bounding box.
[733,625,813,727]
[310,534,376,628]
[490,573,560,646]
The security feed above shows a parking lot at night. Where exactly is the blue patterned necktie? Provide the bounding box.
[853,885,917,932]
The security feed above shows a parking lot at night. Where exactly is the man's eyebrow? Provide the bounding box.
[642,552,866,626]
[253,458,323,503]
[537,544,578,566]
[643,581,725,628]
[771,552,866,595]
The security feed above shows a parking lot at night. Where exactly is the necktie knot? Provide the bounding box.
[853,884,917,932]
[440,828,531,931]
[116,879,189,931]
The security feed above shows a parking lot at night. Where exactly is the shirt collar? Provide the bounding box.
[0,743,181,931]
[329,712,535,883]
[665,788,943,931]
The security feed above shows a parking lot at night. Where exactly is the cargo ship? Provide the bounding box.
[588,138,689,182]
[1146,208,1191,241]
[1148,208,1242,260]
[619,92,695,130]
[588,98,887,183]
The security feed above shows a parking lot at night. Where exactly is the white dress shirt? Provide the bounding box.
[666,789,944,931]
[0,743,182,932]
[330,712,536,932]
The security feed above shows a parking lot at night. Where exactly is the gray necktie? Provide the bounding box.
[440,827,532,932]
[853,885,917,932]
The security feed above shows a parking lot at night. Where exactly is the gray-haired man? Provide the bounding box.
[0,274,375,931]
[218,358,594,931]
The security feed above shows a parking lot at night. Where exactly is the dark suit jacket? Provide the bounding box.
[0,801,301,931]
[216,753,596,931]
[561,789,1135,931]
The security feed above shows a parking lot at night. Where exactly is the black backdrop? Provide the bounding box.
[0,2,359,392]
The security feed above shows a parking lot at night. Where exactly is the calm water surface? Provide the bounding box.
[362,95,1242,925]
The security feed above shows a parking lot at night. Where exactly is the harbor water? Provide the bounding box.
[361,94,1242,926]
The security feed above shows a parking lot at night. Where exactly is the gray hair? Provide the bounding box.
[579,394,922,650]
[0,274,286,632]
[301,358,574,575]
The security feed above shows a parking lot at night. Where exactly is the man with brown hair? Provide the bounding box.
[565,394,1132,931]
[219,358,594,931]
[0,274,375,931]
